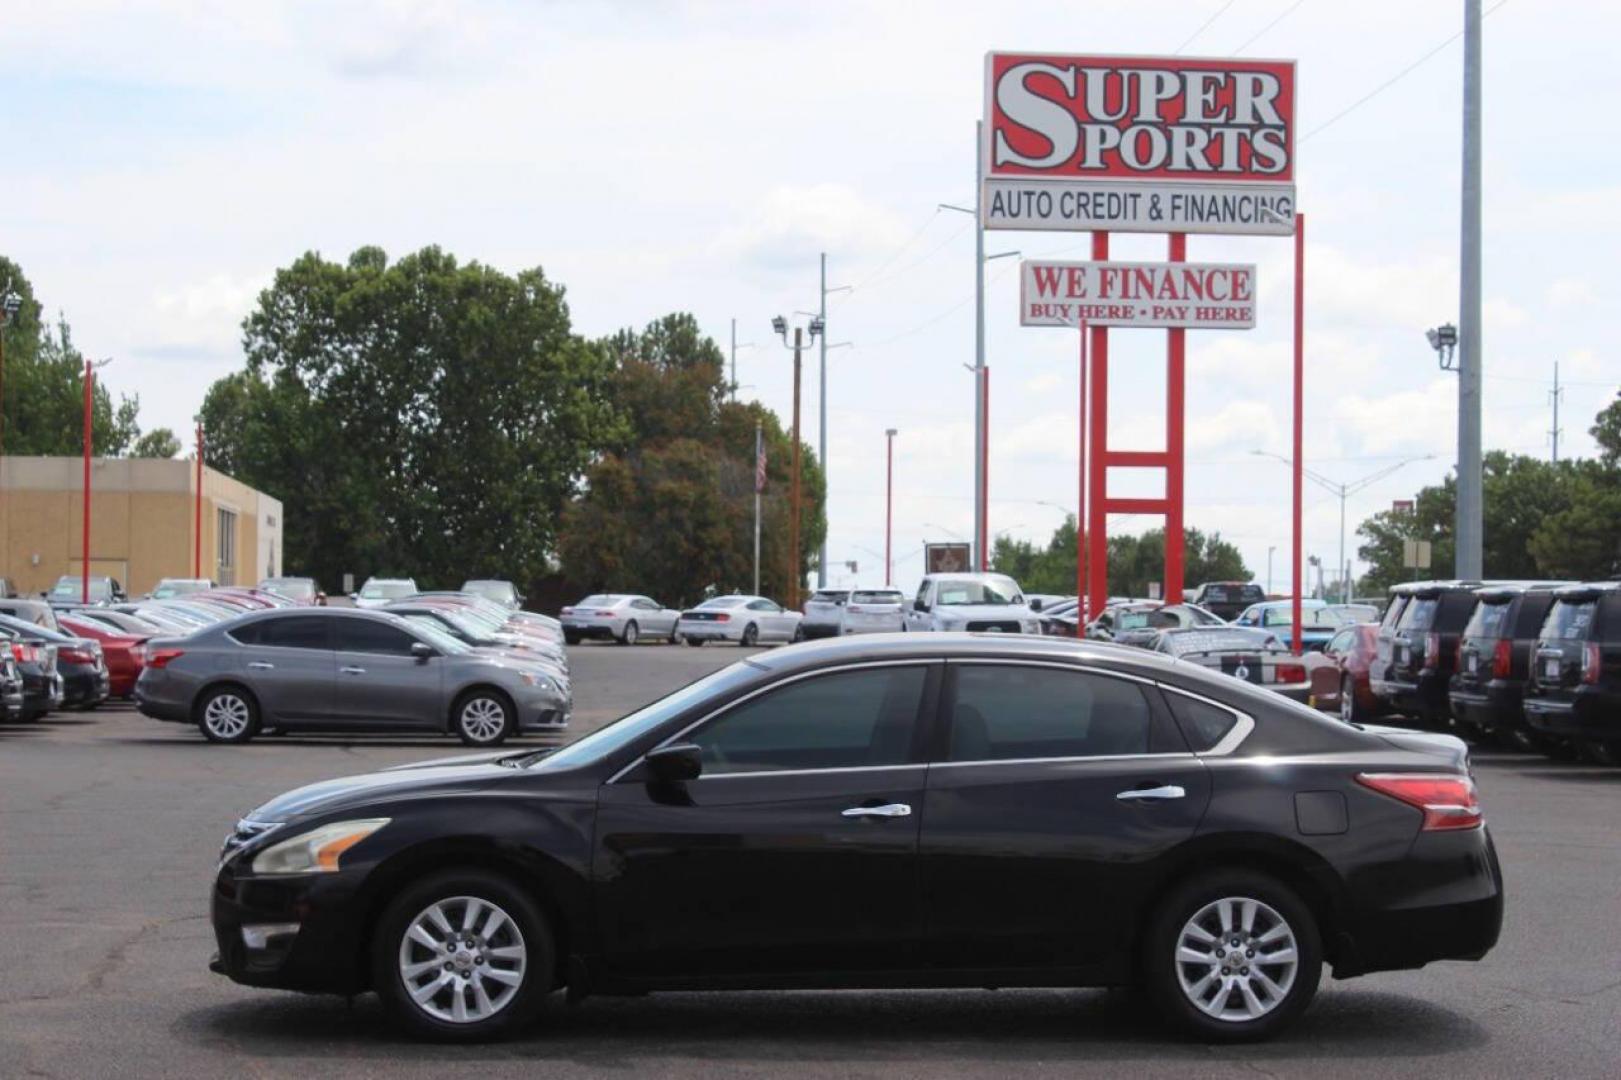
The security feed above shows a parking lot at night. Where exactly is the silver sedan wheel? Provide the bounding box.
[1174,896,1299,1022]
[397,895,527,1025]
[203,694,251,740]
[1339,679,1355,723]
[459,697,508,743]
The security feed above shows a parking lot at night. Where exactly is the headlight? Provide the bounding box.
[521,671,553,689]
[250,818,390,875]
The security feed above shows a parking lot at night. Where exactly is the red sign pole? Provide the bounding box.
[1291,214,1306,656]
[82,360,92,603]
[195,422,204,580]
[1086,232,1110,620]
[1165,233,1188,605]
[979,367,990,571]
[1076,318,1088,615]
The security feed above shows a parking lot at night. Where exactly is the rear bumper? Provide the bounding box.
[800,622,842,640]
[1371,670,1449,720]
[1448,681,1524,731]
[561,624,619,640]
[676,622,743,643]
[1522,691,1619,738]
[62,666,110,707]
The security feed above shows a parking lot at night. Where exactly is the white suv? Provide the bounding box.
[905,573,1040,634]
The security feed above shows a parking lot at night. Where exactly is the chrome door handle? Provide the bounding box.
[841,803,912,819]
[340,666,366,675]
[1116,785,1186,802]
[247,662,274,671]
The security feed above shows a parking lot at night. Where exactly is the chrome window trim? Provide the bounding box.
[606,659,939,785]
[698,762,928,781]
[931,751,1197,770]
[1155,683,1256,757]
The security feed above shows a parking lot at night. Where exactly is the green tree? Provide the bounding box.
[1592,389,1621,467]
[0,255,141,457]
[991,520,1247,600]
[131,427,182,459]
[1528,460,1621,578]
[201,246,621,593]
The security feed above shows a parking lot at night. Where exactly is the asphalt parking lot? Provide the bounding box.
[1,642,1617,1079]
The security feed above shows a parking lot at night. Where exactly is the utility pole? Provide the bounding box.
[772,315,822,608]
[813,253,852,589]
[1550,361,1563,463]
[753,422,762,596]
[729,319,753,403]
[1456,0,1485,579]
[194,418,205,579]
[885,428,897,586]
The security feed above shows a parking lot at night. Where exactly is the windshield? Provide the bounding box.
[1164,628,1282,655]
[935,577,1021,606]
[529,661,763,771]
[403,617,471,655]
[1540,599,1595,644]
[262,579,315,599]
[360,580,415,600]
[1262,606,1352,629]
[850,591,904,605]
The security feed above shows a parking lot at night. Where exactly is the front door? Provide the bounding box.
[593,662,936,979]
[920,661,1211,972]
[329,617,443,728]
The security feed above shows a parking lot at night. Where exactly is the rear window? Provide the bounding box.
[576,595,617,607]
[1397,597,1438,631]
[1540,599,1595,643]
[1201,584,1261,604]
[850,591,903,605]
[809,591,849,604]
[1161,628,1281,655]
[1464,600,1512,640]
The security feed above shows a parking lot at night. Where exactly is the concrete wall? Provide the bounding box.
[0,456,284,596]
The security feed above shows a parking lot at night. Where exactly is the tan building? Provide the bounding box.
[0,456,284,597]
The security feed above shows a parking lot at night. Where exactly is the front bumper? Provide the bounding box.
[212,860,372,994]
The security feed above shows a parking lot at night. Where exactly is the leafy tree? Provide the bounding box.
[201,246,620,593]
[131,427,182,459]
[0,255,141,456]
[991,520,1247,600]
[1528,461,1621,578]
[1593,390,1621,467]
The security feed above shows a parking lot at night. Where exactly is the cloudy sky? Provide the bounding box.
[5,0,1616,596]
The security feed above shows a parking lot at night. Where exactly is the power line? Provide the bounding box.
[840,218,971,301]
[1300,0,1513,143]
[1233,0,1308,54]
[1175,0,1240,54]
[835,208,945,304]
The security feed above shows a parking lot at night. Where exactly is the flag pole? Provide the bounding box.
[753,422,762,596]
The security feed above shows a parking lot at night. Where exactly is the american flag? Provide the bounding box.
[754,425,766,493]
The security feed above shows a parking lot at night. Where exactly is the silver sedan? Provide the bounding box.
[561,594,680,645]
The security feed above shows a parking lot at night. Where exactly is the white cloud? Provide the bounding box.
[1547,277,1598,308]
[708,184,911,276]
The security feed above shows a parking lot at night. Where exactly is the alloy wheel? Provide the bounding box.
[396,896,527,1025]
[623,621,638,646]
[203,694,251,740]
[460,698,508,743]
[1174,896,1299,1022]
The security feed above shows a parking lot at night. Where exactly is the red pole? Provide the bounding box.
[978,367,990,571]
[885,430,895,586]
[82,360,92,603]
[1166,232,1187,605]
[1291,214,1306,656]
[195,422,204,579]
[1086,231,1110,623]
[1077,319,1088,613]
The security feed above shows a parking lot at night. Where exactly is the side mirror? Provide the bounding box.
[349,592,359,601]
[644,742,702,783]
[410,641,435,662]
[913,599,928,612]
[1030,598,1044,612]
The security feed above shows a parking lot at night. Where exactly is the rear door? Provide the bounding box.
[919,661,1209,971]
[331,618,443,728]
[233,615,335,724]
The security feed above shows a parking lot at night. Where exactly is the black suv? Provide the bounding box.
[1189,581,1265,622]
[1369,581,1485,725]
[1522,582,1621,763]
[1447,583,1567,749]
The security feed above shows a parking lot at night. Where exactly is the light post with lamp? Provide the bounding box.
[194,415,206,579]
[884,428,897,586]
[0,285,21,474]
[81,357,113,602]
[772,314,823,609]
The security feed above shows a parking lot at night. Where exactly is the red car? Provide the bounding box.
[56,612,149,699]
[1307,621,1382,722]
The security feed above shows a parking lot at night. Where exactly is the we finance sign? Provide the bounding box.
[1019,260,1257,329]
[984,53,1296,235]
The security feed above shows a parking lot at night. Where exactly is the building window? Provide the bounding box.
[217,508,237,585]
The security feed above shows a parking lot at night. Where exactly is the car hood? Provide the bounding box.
[247,754,519,822]
[932,604,1032,621]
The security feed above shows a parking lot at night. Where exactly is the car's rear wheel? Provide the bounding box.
[1142,870,1322,1041]
[619,620,638,646]
[1577,739,1619,766]
[563,631,581,646]
[740,623,758,647]
[372,868,554,1041]
[197,685,259,744]
[454,690,513,747]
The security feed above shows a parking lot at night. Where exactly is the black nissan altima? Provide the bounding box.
[210,635,1503,1042]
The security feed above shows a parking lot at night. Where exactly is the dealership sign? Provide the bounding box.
[1020,260,1256,329]
[983,53,1296,235]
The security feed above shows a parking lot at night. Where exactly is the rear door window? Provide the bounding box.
[1540,600,1596,643]
[1162,691,1238,752]
[334,619,420,656]
[947,665,1154,760]
[256,616,332,650]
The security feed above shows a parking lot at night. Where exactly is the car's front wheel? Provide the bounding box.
[197,685,260,744]
[619,620,638,646]
[740,622,758,647]
[1142,870,1322,1041]
[372,868,554,1041]
[454,690,514,747]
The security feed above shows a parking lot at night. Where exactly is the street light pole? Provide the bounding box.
[81,357,112,603]
[815,253,852,589]
[885,428,897,587]
[195,417,205,580]
[1457,0,1485,579]
[0,285,20,475]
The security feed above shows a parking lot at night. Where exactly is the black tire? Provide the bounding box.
[1577,739,1619,766]
[1141,870,1322,1042]
[1340,676,1369,724]
[686,636,704,647]
[668,625,681,644]
[371,868,554,1042]
[619,620,638,646]
[791,623,805,643]
[740,622,759,647]
[453,689,515,747]
[563,631,582,646]
[196,684,260,745]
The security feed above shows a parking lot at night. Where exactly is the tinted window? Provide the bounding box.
[254,616,330,650]
[851,591,905,605]
[688,666,927,775]
[948,665,1152,761]
[1164,691,1238,751]
[1465,600,1512,640]
[334,618,420,655]
[1380,595,1408,629]
[808,590,849,604]
[747,600,777,612]
[1397,597,1437,631]
[1600,595,1621,645]
[1540,599,1595,643]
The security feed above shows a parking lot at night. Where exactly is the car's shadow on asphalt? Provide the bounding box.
[175,986,1488,1064]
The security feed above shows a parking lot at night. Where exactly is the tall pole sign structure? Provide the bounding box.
[987,52,1297,627]
[1456,0,1484,579]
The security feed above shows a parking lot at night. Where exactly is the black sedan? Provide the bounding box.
[210,635,1502,1042]
[0,614,109,709]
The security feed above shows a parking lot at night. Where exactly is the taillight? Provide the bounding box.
[595,610,617,617]
[1276,663,1306,684]
[847,605,865,614]
[11,643,37,664]
[1356,773,1483,831]
[1423,632,1440,669]
[560,607,573,615]
[1582,642,1602,685]
[60,647,95,664]
[714,613,731,623]
[1491,638,1511,679]
[146,647,185,670]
